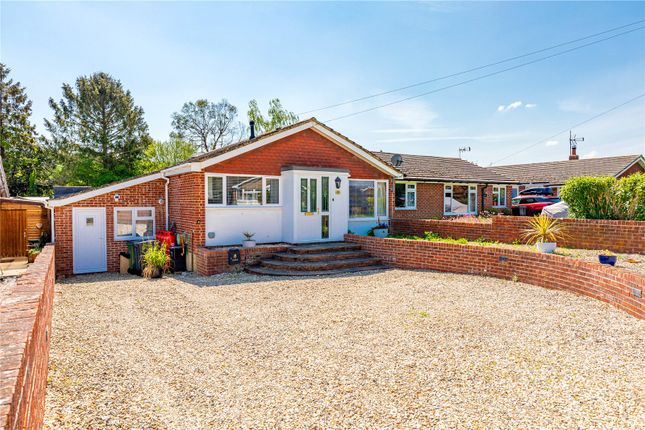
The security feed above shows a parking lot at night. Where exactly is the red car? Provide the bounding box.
[512,195,560,216]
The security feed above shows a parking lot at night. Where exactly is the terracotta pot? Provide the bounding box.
[536,242,556,253]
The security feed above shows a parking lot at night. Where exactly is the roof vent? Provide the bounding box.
[391,154,403,167]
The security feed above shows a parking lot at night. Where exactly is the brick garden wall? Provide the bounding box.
[392,216,645,254]
[54,180,167,277]
[345,235,644,319]
[1,245,55,429]
[195,244,290,276]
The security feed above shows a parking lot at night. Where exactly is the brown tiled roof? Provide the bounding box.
[373,152,515,183]
[488,154,644,185]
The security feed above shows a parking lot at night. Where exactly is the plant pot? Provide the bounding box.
[27,253,39,263]
[372,228,389,238]
[150,266,163,278]
[536,242,556,253]
[242,240,256,248]
[598,255,617,266]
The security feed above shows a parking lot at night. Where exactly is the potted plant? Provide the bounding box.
[598,250,617,266]
[242,232,256,248]
[142,242,170,279]
[369,218,389,238]
[27,246,42,263]
[522,214,567,254]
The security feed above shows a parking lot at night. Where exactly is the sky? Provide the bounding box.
[1,1,644,166]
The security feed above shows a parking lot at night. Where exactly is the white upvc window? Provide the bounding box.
[444,184,478,215]
[394,182,416,210]
[349,179,388,219]
[114,207,155,240]
[205,174,281,207]
[492,185,507,207]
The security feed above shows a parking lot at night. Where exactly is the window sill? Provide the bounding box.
[394,207,416,211]
[114,236,155,242]
[205,205,282,209]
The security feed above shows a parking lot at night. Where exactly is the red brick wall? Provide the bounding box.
[1,245,55,429]
[392,216,645,254]
[195,244,290,276]
[618,161,644,178]
[54,180,167,277]
[168,172,205,249]
[205,128,390,179]
[346,235,644,319]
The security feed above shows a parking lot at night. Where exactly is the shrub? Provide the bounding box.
[522,215,568,244]
[560,174,645,220]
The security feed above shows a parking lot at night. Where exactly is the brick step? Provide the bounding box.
[287,242,362,254]
[260,257,381,271]
[273,250,371,262]
[246,265,390,277]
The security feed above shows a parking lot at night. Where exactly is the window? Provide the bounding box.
[300,178,317,212]
[444,184,477,215]
[321,177,329,212]
[207,176,223,205]
[511,186,519,198]
[492,185,506,207]
[207,175,280,207]
[300,179,308,212]
[376,181,387,217]
[266,178,279,205]
[395,182,416,209]
[349,180,388,219]
[115,208,155,240]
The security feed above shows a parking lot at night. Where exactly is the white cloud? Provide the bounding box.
[558,99,592,113]
[581,150,598,159]
[378,99,438,130]
[525,103,537,109]
[497,100,523,112]
[545,140,558,146]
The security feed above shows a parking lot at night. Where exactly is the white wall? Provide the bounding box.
[205,207,282,246]
[348,219,381,236]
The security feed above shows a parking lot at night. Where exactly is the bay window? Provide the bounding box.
[206,174,280,207]
[115,207,155,240]
[395,182,416,209]
[349,180,388,219]
[444,184,477,215]
[492,185,506,207]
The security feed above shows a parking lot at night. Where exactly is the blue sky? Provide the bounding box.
[1,1,644,166]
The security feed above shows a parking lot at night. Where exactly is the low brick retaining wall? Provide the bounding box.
[345,234,644,319]
[1,245,56,430]
[195,244,290,276]
[392,217,645,254]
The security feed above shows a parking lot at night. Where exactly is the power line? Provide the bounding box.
[491,93,645,165]
[323,25,645,123]
[298,19,645,116]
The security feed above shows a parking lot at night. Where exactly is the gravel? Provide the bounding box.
[45,270,644,429]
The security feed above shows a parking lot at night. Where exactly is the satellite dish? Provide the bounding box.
[391,154,403,167]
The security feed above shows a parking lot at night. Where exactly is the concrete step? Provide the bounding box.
[273,250,371,262]
[260,257,381,271]
[287,242,362,254]
[246,265,390,277]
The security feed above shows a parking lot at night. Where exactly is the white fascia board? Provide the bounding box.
[48,172,163,207]
[196,122,315,170]
[615,155,645,177]
[311,125,402,178]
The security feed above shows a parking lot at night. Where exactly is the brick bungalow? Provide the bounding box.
[489,153,645,197]
[373,152,515,219]
[48,118,401,276]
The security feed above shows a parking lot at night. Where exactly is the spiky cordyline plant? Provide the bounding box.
[522,215,568,244]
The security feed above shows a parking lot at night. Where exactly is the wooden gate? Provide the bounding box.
[0,209,27,257]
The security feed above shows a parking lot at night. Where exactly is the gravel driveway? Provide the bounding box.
[45,270,644,429]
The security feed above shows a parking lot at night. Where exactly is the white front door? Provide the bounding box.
[297,176,323,242]
[73,207,107,274]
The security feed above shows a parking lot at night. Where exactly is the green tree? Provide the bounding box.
[44,72,150,186]
[247,98,299,135]
[171,99,242,152]
[0,63,42,196]
[137,135,197,174]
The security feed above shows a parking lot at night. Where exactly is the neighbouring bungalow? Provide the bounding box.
[373,152,516,219]
[488,148,645,197]
[48,118,401,276]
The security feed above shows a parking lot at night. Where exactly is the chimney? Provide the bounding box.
[569,145,579,160]
[249,121,255,139]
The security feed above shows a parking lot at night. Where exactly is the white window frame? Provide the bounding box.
[114,207,156,241]
[492,185,507,208]
[348,179,389,220]
[205,173,281,208]
[394,181,417,210]
[444,184,478,216]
